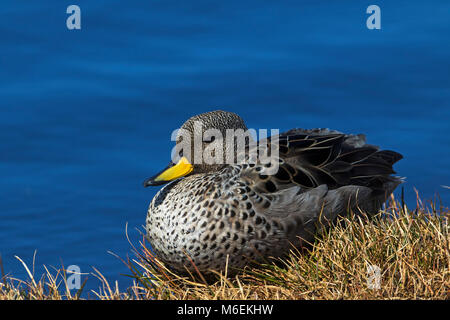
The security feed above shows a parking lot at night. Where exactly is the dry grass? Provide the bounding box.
[1,193,449,300]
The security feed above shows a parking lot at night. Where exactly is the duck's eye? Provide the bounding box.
[178,150,183,158]
[204,136,216,143]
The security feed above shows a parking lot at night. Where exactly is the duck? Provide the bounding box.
[143,110,403,274]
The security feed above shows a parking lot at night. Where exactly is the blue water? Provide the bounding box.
[1,1,449,295]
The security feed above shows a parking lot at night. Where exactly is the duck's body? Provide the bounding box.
[145,112,403,274]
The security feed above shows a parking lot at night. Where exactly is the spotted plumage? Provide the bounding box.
[144,111,403,274]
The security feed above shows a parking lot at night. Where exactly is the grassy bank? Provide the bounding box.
[1,193,448,300]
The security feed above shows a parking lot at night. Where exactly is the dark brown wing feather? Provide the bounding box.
[256,128,403,194]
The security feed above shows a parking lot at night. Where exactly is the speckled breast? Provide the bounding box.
[145,167,288,273]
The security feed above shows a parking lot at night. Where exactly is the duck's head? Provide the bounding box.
[143,110,248,187]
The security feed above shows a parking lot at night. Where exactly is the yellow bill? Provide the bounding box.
[143,157,193,187]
